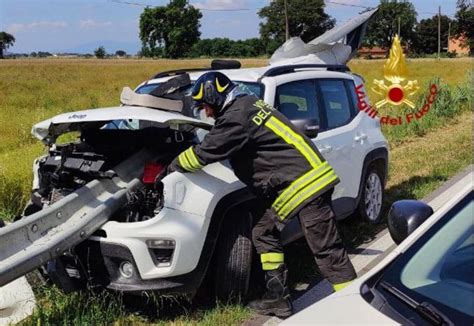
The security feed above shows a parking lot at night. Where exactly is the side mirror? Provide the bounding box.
[388,200,433,245]
[290,119,320,138]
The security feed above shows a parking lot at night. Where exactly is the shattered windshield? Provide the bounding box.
[136,81,263,98]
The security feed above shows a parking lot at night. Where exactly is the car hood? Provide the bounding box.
[282,292,396,325]
[31,105,213,143]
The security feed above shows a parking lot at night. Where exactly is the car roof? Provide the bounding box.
[144,65,353,85]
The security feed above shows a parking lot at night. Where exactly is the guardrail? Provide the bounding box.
[0,149,155,286]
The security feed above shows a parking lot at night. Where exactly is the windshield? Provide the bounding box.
[136,80,264,98]
[375,192,474,324]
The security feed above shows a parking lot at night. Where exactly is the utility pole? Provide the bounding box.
[438,5,441,59]
[448,21,451,52]
[284,0,290,41]
[397,16,401,37]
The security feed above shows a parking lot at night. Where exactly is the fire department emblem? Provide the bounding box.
[372,35,419,109]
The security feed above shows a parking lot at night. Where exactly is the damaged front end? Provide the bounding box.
[28,118,198,292]
[22,76,216,294]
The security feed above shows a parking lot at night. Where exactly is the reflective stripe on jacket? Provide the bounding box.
[171,95,339,221]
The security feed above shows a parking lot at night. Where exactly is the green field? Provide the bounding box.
[0,57,472,325]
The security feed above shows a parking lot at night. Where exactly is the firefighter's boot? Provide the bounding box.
[247,264,293,317]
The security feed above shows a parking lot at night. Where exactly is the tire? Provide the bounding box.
[358,164,384,224]
[214,209,253,302]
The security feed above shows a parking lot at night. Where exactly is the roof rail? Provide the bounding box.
[260,64,350,79]
[152,59,242,79]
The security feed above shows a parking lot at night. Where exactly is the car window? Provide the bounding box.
[345,80,360,115]
[375,192,474,324]
[275,80,319,121]
[318,80,352,129]
[235,82,263,98]
[136,81,263,98]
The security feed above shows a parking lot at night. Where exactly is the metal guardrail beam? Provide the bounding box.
[0,149,155,287]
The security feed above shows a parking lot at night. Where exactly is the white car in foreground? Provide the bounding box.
[283,169,473,325]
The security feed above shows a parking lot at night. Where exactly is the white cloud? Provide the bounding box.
[6,21,68,34]
[79,19,112,29]
[193,0,248,10]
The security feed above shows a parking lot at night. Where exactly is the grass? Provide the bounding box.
[0,57,472,324]
[20,285,251,326]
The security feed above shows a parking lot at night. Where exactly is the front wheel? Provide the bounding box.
[214,209,253,302]
[358,165,384,224]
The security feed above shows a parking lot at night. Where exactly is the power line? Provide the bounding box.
[107,0,260,11]
[107,0,457,18]
[195,8,257,11]
[108,0,149,7]
[325,0,371,9]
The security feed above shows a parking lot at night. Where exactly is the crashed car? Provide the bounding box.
[21,9,388,300]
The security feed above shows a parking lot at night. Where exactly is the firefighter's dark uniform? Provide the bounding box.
[170,95,356,286]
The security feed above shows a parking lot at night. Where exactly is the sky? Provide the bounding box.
[0,0,459,54]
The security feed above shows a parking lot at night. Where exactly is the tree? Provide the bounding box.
[139,0,202,58]
[453,0,474,52]
[37,51,52,58]
[189,38,266,57]
[0,32,15,59]
[364,0,417,50]
[412,15,452,54]
[115,50,127,57]
[94,46,106,59]
[258,0,335,54]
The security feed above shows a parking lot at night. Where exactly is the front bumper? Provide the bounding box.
[46,205,212,295]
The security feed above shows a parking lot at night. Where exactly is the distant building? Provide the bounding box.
[358,46,409,59]
[448,35,470,56]
[358,46,387,58]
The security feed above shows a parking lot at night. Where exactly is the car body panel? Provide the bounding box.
[264,70,388,215]
[282,170,473,324]
[31,105,213,142]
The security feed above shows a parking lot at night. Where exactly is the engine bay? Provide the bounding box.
[25,123,195,223]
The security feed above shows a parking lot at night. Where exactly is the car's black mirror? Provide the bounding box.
[290,119,320,138]
[388,200,433,245]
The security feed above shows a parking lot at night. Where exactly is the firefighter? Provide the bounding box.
[168,71,356,317]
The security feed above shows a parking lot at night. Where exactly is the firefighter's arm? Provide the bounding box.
[170,115,249,173]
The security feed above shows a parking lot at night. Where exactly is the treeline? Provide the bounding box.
[189,38,267,58]
[137,0,473,59]
[140,37,269,58]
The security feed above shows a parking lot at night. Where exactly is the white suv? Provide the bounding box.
[25,60,388,300]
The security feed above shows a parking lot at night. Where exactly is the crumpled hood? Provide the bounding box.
[32,105,213,143]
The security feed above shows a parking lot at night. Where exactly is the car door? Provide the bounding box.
[315,79,369,216]
[274,78,367,217]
